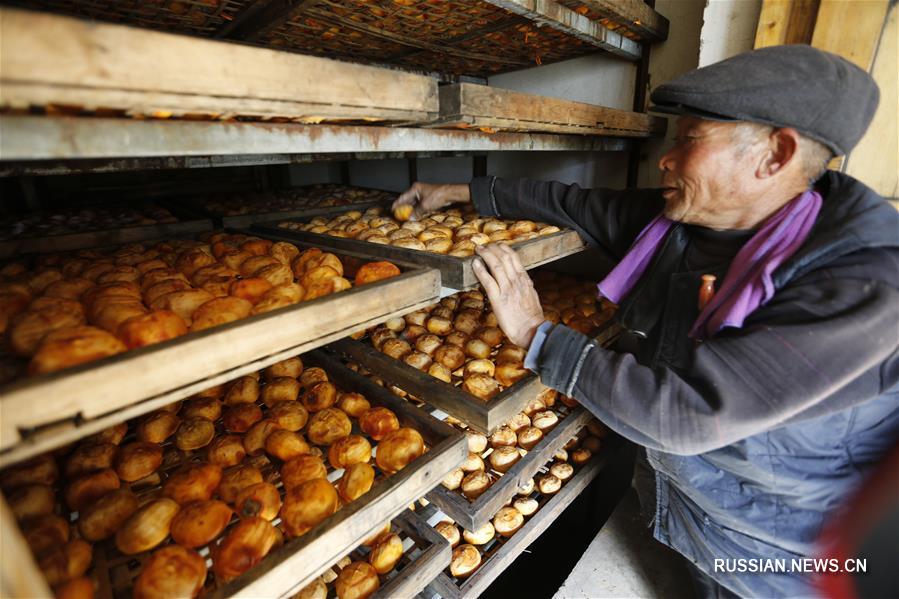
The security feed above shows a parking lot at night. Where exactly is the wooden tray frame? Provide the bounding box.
[425,405,592,531]
[328,320,620,435]
[0,234,440,463]
[219,201,383,230]
[329,337,542,435]
[0,350,464,599]
[254,224,587,290]
[431,83,668,137]
[184,185,397,229]
[210,349,466,598]
[0,216,213,259]
[373,509,451,599]
[426,445,616,599]
[0,8,439,124]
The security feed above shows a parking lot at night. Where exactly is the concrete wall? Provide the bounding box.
[481,52,637,190]
[287,161,342,186]
[699,0,764,67]
[347,159,410,192]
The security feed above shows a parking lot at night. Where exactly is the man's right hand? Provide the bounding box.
[392,182,471,221]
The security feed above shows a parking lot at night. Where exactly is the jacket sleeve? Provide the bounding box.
[533,248,899,455]
[469,176,664,260]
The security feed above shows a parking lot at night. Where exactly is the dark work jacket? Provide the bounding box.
[469,171,899,597]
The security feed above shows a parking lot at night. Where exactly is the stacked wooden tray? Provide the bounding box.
[329,317,619,435]
[256,223,586,291]
[192,185,396,229]
[0,232,440,462]
[0,205,212,259]
[432,83,668,137]
[0,349,465,598]
[331,336,542,435]
[425,441,617,599]
[426,404,593,531]
[0,7,439,124]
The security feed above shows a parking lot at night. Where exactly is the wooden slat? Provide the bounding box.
[426,406,593,530]
[0,219,212,259]
[216,0,320,42]
[330,338,546,435]
[257,224,587,290]
[0,7,438,123]
[209,351,467,598]
[754,0,820,48]
[843,1,898,198]
[427,450,611,599]
[810,0,889,70]
[810,0,889,173]
[0,239,440,459]
[0,495,52,599]
[217,202,383,230]
[576,0,670,42]
[433,83,668,137]
[481,0,642,60]
[0,115,630,161]
[303,5,532,68]
[329,320,621,437]
[376,510,452,599]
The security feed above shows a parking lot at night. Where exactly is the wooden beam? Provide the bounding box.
[481,0,642,60]
[754,0,820,48]
[576,0,670,42]
[434,82,668,137]
[0,116,630,161]
[216,0,321,42]
[0,8,438,124]
[811,0,889,69]
[810,0,889,170]
[0,496,52,598]
[843,1,897,196]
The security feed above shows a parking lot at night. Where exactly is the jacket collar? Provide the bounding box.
[772,171,899,288]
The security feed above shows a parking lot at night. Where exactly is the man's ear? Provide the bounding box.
[757,128,800,178]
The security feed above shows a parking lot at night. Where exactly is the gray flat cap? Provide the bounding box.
[649,45,879,156]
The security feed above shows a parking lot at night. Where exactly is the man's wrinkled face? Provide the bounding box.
[658,117,764,229]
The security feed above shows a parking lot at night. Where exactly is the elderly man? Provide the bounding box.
[394,46,899,597]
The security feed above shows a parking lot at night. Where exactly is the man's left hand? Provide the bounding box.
[472,243,545,348]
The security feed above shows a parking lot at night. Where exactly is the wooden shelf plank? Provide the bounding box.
[0,237,440,461]
[0,116,630,162]
[481,0,642,60]
[572,0,670,42]
[0,7,438,124]
[434,83,667,137]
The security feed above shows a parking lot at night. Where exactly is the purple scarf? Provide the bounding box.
[597,190,823,339]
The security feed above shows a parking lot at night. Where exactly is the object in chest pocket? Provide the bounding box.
[698,274,717,310]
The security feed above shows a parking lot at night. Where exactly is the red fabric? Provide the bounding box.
[816,442,899,598]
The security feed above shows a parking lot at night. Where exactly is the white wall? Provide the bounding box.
[488,150,630,189]
[636,0,763,188]
[476,52,637,189]
[487,52,636,110]
[699,0,764,67]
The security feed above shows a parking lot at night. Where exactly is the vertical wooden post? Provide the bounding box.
[754,0,820,48]
[0,496,52,598]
